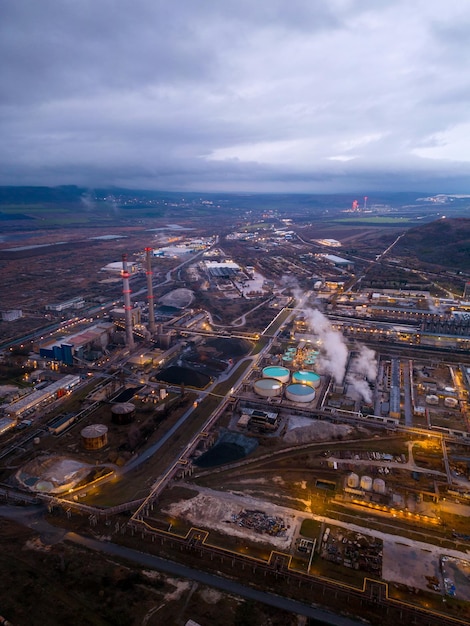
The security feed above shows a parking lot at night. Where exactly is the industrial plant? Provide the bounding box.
[1,201,470,626]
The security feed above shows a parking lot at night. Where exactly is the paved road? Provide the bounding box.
[0,503,363,625]
[66,531,365,626]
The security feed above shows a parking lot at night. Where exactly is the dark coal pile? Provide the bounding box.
[195,430,258,467]
[195,442,246,467]
[205,337,252,358]
[156,365,211,388]
[113,386,143,403]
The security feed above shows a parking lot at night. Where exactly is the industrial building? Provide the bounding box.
[4,374,81,419]
[318,254,354,270]
[204,260,241,278]
[39,322,114,365]
[238,407,280,431]
[1,309,23,321]
[45,297,85,312]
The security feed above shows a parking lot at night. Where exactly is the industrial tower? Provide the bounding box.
[121,253,135,350]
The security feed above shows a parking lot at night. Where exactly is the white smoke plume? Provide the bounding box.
[346,375,373,404]
[304,308,349,383]
[289,283,348,384]
[346,345,378,404]
[350,344,378,381]
[285,282,380,401]
[80,192,96,211]
[288,283,378,393]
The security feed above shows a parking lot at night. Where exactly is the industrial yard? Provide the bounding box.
[1,199,470,626]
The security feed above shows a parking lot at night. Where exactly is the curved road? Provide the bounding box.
[68,531,364,626]
[0,504,363,626]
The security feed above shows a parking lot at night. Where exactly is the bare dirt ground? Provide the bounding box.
[0,515,302,626]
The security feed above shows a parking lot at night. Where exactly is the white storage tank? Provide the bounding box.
[373,478,386,494]
[360,475,373,491]
[262,366,290,383]
[285,383,316,403]
[254,378,283,398]
[346,472,359,489]
[444,397,458,408]
[426,395,439,405]
[291,370,321,388]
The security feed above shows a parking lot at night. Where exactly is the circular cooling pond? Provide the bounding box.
[285,383,316,403]
[291,370,321,388]
[262,365,290,383]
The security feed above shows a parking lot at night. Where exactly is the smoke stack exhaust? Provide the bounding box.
[121,253,135,350]
[145,247,156,335]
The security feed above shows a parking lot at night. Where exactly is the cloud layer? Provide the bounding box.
[2,0,470,191]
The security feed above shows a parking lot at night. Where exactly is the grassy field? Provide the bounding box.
[333,216,414,225]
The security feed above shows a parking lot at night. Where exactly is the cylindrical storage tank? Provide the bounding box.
[292,370,321,388]
[444,397,458,408]
[81,424,108,450]
[254,378,283,398]
[262,366,290,383]
[426,395,439,405]
[373,478,386,494]
[33,437,40,445]
[285,383,316,403]
[282,355,293,364]
[111,402,136,425]
[347,472,359,489]
[360,475,373,491]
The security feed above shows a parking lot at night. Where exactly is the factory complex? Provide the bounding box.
[1,211,470,626]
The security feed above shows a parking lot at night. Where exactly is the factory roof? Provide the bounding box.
[40,322,113,349]
[320,254,353,265]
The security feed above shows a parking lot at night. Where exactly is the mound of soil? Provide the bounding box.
[205,337,252,358]
[156,366,210,388]
[195,430,258,467]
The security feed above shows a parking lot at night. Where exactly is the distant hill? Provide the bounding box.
[394,217,470,270]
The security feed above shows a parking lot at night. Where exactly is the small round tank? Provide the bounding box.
[360,475,373,491]
[111,402,136,425]
[347,472,359,489]
[373,478,386,494]
[81,424,108,450]
[444,397,458,408]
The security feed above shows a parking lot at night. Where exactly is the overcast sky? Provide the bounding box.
[2,0,470,193]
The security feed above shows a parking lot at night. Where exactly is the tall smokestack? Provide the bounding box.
[145,247,156,335]
[121,254,135,350]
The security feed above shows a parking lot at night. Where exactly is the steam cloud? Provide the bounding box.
[346,345,378,404]
[291,284,378,399]
[291,284,348,384]
[303,308,349,384]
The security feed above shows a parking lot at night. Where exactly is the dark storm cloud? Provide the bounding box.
[1,0,470,192]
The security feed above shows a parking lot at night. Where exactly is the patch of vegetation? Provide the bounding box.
[299,518,321,538]
[394,217,470,270]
